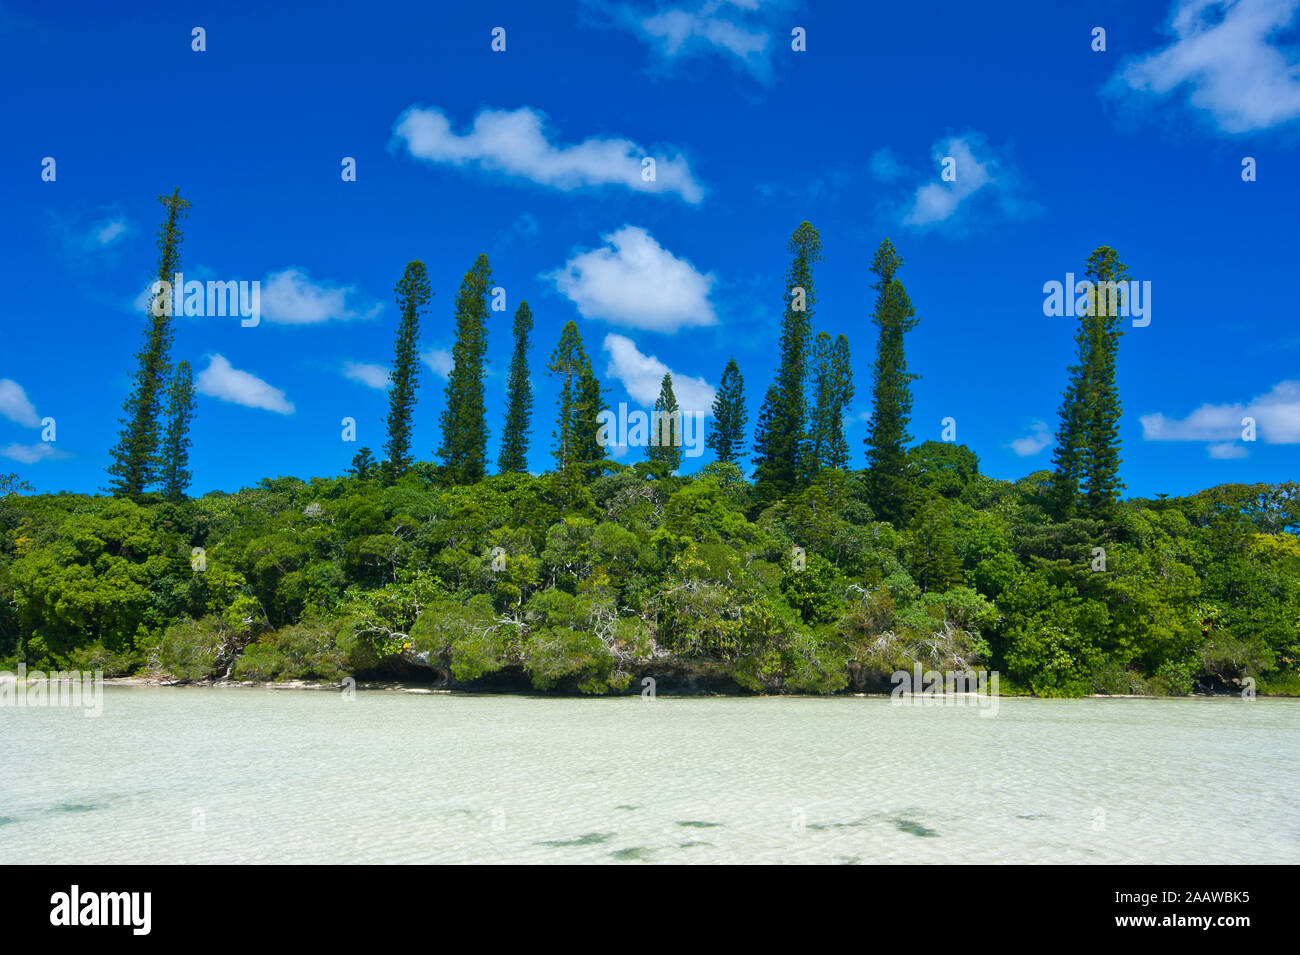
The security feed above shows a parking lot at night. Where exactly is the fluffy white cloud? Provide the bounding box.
[593,0,793,81]
[393,105,704,203]
[548,226,717,333]
[1110,0,1300,133]
[343,361,391,390]
[260,269,379,325]
[1009,419,1053,457]
[0,443,68,464]
[602,333,715,413]
[196,355,294,414]
[1139,379,1300,456]
[0,379,40,427]
[422,349,454,378]
[899,132,1038,232]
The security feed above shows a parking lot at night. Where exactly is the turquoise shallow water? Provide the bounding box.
[2,686,1297,864]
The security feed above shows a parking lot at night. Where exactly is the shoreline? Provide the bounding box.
[84,676,1287,701]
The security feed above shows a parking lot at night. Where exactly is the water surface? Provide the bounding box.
[3,687,1296,864]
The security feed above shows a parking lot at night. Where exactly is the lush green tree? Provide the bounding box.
[1050,247,1128,524]
[438,254,492,484]
[909,495,962,593]
[547,320,589,472]
[107,189,190,498]
[753,221,822,500]
[161,360,197,500]
[646,373,683,473]
[348,447,377,479]
[1,473,35,496]
[706,357,747,465]
[863,238,920,526]
[384,261,432,481]
[811,332,854,471]
[572,357,608,480]
[498,301,534,474]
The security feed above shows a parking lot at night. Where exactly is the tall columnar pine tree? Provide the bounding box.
[498,301,535,473]
[811,332,855,471]
[706,357,747,465]
[1049,247,1128,524]
[160,360,197,500]
[384,260,432,482]
[547,320,590,472]
[107,188,190,498]
[647,373,683,473]
[572,357,608,480]
[438,254,492,485]
[752,221,822,499]
[863,238,920,526]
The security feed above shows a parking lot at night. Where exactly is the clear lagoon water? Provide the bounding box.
[2,686,1297,864]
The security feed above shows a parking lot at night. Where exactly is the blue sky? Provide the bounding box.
[2,0,1297,498]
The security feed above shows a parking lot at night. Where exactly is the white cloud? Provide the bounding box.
[883,132,1034,235]
[95,220,128,245]
[196,354,294,414]
[392,105,703,203]
[593,0,793,82]
[1208,441,1249,459]
[49,210,133,256]
[1140,379,1300,456]
[548,226,717,333]
[1,443,67,464]
[0,379,40,427]
[260,268,380,325]
[1009,419,1053,457]
[898,132,1038,232]
[422,349,454,378]
[1110,0,1300,133]
[602,333,716,413]
[343,361,391,390]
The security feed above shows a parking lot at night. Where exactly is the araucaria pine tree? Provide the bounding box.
[863,238,920,526]
[161,360,197,500]
[572,357,608,480]
[706,357,747,465]
[384,260,432,482]
[752,221,822,500]
[498,301,534,474]
[1049,246,1128,523]
[909,494,961,593]
[107,188,190,498]
[547,320,590,473]
[438,254,492,485]
[811,332,854,471]
[647,373,683,473]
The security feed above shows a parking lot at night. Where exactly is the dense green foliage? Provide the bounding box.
[2,466,1295,696]
[7,214,1295,698]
